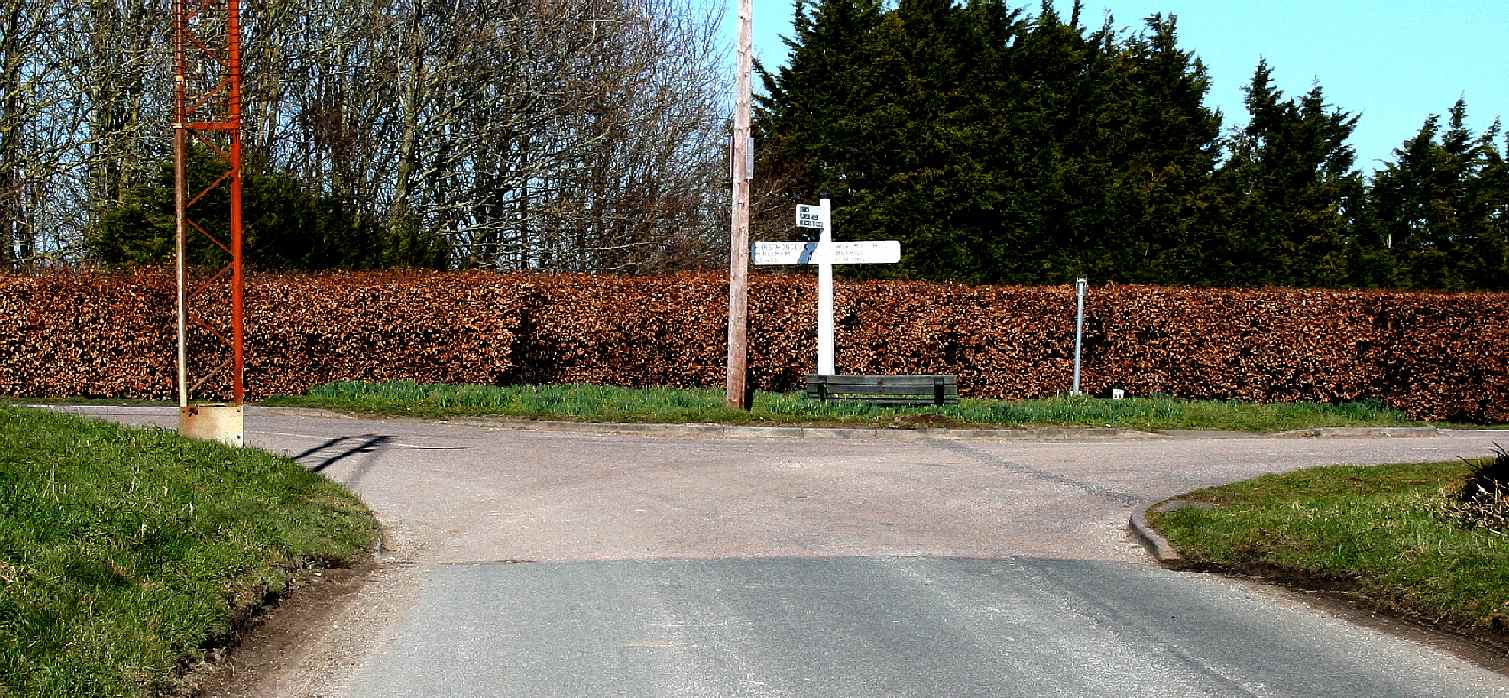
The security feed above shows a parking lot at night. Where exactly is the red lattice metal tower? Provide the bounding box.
[172,0,244,410]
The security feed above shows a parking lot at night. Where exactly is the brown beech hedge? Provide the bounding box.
[1,269,1504,422]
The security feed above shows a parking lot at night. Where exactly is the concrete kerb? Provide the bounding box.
[320,414,1457,442]
[1271,426,1443,439]
[1129,500,1185,564]
[446,417,1168,442]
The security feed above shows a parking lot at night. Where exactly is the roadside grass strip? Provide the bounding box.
[0,405,379,697]
[264,380,1422,433]
[1149,460,1509,640]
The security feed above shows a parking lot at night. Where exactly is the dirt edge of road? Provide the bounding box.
[174,557,381,697]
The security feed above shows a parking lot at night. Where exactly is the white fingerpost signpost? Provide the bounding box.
[753,198,901,376]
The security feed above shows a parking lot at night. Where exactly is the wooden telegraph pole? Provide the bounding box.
[725,0,753,409]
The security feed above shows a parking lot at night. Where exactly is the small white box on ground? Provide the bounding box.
[179,404,244,448]
[1111,389,1126,400]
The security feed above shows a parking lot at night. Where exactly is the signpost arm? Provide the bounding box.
[724,0,753,409]
[817,198,835,376]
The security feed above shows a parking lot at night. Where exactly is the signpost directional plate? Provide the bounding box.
[752,240,900,266]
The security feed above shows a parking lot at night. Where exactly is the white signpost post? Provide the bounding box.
[753,198,901,376]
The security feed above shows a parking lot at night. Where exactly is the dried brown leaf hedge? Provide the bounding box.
[1,269,1504,422]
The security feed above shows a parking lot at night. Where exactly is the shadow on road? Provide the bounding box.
[293,434,394,475]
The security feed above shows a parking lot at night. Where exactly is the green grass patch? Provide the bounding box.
[0,405,379,697]
[261,380,1422,432]
[1150,459,1509,638]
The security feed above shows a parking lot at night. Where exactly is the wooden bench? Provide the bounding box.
[805,374,959,407]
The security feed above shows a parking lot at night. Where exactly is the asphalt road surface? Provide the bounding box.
[55,406,1509,696]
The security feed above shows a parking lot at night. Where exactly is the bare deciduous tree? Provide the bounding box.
[3,0,730,273]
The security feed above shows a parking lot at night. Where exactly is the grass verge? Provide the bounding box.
[9,397,175,407]
[261,380,1421,433]
[0,405,380,697]
[1148,459,1509,641]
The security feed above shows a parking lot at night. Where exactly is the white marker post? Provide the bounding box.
[753,199,901,376]
[815,199,835,376]
[1071,277,1087,396]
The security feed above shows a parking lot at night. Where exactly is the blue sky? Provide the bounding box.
[725,0,1507,174]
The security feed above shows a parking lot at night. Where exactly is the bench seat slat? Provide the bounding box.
[807,375,955,387]
[805,392,961,402]
[828,399,955,407]
[805,384,959,396]
[805,374,960,407]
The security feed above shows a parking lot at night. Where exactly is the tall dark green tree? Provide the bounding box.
[755,0,889,204]
[850,0,1023,281]
[1006,10,1221,284]
[1366,101,1508,290]
[1207,61,1363,286]
[757,2,1223,285]
[1092,14,1223,282]
[756,3,1500,290]
[971,1,1090,283]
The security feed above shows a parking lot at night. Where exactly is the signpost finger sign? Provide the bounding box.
[753,198,902,376]
[751,241,900,266]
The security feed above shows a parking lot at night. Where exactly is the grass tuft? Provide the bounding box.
[0,405,379,697]
[262,380,1423,433]
[1435,444,1509,533]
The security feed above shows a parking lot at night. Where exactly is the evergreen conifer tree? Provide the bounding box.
[1209,61,1362,286]
[1369,101,1509,290]
[755,4,1499,290]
